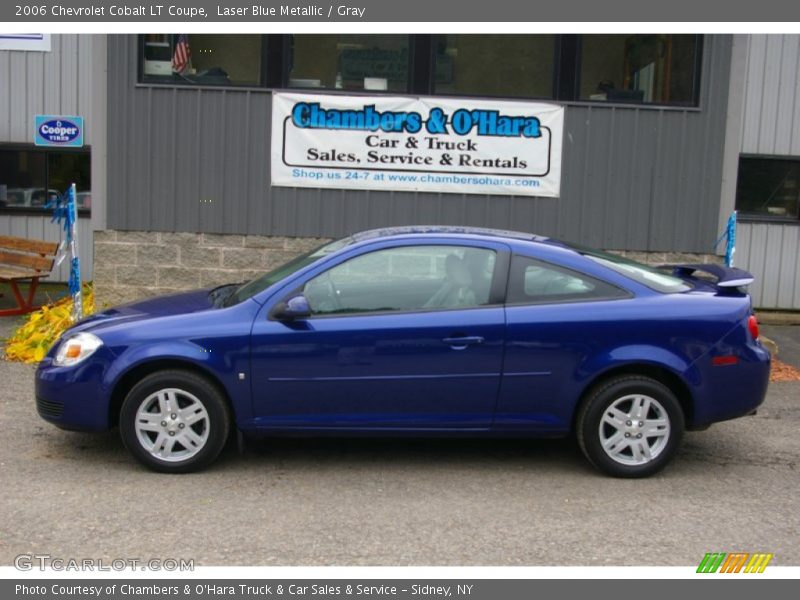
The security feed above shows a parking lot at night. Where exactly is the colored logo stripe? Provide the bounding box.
[697,553,726,573]
[697,552,773,573]
[745,553,773,573]
[720,553,749,573]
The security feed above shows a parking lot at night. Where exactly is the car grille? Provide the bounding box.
[36,397,64,419]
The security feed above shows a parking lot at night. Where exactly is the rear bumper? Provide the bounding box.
[691,342,771,427]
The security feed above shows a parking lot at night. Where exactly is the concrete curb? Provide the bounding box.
[760,335,779,357]
[756,311,800,326]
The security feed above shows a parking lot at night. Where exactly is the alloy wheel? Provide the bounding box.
[134,388,210,463]
[598,394,671,466]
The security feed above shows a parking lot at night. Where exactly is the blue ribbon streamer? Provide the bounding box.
[47,185,82,314]
[69,257,81,297]
[713,211,737,267]
[44,189,75,244]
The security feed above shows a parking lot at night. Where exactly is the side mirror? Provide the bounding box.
[271,294,311,321]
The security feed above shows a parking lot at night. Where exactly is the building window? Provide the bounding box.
[0,147,91,213]
[433,35,555,99]
[141,34,264,86]
[579,34,700,105]
[288,35,410,92]
[736,156,800,221]
[136,34,702,108]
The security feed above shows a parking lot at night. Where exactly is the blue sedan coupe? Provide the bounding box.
[35,226,770,477]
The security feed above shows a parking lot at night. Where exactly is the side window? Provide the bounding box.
[303,245,497,315]
[507,255,627,305]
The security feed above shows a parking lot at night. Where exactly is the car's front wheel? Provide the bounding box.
[119,370,231,473]
[576,375,685,478]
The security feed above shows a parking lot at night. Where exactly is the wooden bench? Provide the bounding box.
[0,235,60,317]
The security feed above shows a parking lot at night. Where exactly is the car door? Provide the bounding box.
[249,240,509,429]
[495,253,632,431]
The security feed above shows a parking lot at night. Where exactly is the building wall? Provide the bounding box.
[741,35,800,156]
[106,35,732,255]
[0,35,95,143]
[732,34,800,310]
[736,222,800,309]
[93,230,329,305]
[0,34,98,282]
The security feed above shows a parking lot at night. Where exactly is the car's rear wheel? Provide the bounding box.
[576,375,684,478]
[120,370,230,473]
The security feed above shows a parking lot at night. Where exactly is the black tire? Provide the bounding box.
[576,375,685,478]
[119,370,231,473]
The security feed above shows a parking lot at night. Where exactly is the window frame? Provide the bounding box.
[275,242,511,320]
[571,34,704,109]
[735,153,800,224]
[0,143,91,217]
[428,34,560,101]
[137,34,271,89]
[505,253,632,307]
[135,34,704,110]
[285,34,415,95]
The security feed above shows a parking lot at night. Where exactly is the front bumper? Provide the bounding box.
[35,356,113,432]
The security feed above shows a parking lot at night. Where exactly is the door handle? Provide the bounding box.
[442,336,485,349]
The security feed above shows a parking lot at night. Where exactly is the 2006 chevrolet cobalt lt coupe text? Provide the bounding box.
[35,227,770,477]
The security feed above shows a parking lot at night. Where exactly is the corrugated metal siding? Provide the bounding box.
[0,216,93,283]
[0,34,96,282]
[737,34,800,309]
[742,35,800,156]
[0,34,96,146]
[108,35,733,253]
[736,222,800,309]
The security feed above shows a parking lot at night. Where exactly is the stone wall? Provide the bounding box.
[92,230,722,307]
[93,230,330,307]
[608,250,723,267]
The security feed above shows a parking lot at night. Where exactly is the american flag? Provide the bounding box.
[171,34,191,74]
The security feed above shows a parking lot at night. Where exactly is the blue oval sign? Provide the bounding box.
[34,115,84,147]
[39,119,79,143]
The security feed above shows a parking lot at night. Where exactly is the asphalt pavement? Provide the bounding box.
[762,324,800,368]
[1,317,799,567]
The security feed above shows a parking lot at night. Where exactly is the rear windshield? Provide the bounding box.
[573,246,692,294]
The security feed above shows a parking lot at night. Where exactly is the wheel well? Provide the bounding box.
[108,360,234,429]
[573,364,695,431]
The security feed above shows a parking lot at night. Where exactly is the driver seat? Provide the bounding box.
[424,255,476,309]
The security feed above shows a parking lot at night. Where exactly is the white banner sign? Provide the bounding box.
[271,93,564,197]
[0,34,50,52]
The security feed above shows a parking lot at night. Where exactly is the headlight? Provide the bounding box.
[53,332,104,367]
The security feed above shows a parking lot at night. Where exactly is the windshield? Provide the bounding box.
[569,244,691,293]
[223,237,353,306]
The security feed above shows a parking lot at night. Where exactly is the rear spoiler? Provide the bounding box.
[665,264,755,288]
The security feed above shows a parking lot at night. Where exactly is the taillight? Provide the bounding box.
[712,355,739,366]
[748,315,760,340]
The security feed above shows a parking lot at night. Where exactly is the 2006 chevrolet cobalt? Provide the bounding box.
[35,226,770,477]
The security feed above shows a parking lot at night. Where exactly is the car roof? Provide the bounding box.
[346,225,553,245]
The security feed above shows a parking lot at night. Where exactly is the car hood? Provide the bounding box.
[70,288,214,334]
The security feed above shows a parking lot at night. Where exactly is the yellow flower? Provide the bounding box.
[4,284,96,364]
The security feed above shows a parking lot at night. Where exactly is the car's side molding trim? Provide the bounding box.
[268,372,499,382]
[503,371,552,377]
